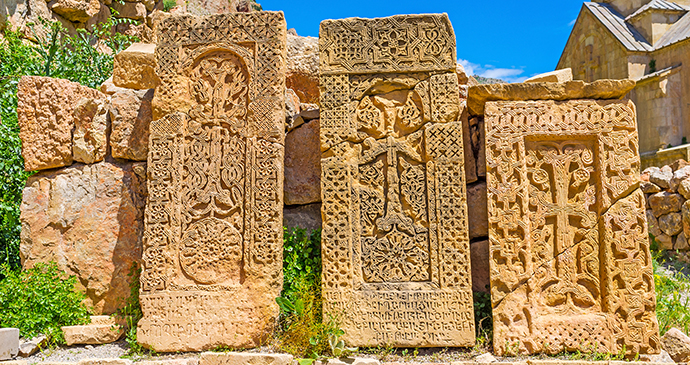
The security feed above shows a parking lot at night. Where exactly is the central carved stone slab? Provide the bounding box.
[485,99,660,356]
[319,14,475,347]
[137,12,286,352]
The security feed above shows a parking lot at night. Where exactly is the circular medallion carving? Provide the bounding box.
[180,217,242,284]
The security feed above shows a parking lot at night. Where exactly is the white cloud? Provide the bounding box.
[458,58,528,83]
[568,18,577,27]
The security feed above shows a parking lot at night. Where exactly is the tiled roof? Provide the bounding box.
[584,2,653,52]
[626,0,687,21]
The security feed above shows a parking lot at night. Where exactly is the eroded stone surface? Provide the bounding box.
[486,99,659,356]
[468,79,636,116]
[18,76,105,171]
[199,353,292,365]
[319,14,475,347]
[72,97,108,164]
[138,12,286,352]
[0,328,19,360]
[113,43,160,90]
[662,328,690,363]
[62,316,124,346]
[286,34,319,104]
[20,161,146,314]
[110,89,153,161]
[284,119,320,205]
[524,68,573,84]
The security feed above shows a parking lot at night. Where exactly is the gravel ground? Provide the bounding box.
[25,341,129,363]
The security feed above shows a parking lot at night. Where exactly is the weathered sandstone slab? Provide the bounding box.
[109,89,153,161]
[486,99,659,356]
[113,43,160,90]
[72,97,108,164]
[18,76,105,171]
[0,328,19,360]
[48,0,100,23]
[284,119,320,205]
[286,34,319,104]
[319,14,475,347]
[199,353,292,365]
[20,161,146,314]
[138,12,286,352]
[468,79,636,116]
[662,327,690,362]
[524,68,573,84]
[62,316,124,345]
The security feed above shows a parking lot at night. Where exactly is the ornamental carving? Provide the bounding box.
[485,99,660,356]
[138,12,286,352]
[319,14,474,347]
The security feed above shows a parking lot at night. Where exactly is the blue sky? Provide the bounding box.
[260,0,586,82]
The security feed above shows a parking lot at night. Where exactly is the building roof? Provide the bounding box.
[656,11,690,48]
[625,0,687,21]
[584,2,653,52]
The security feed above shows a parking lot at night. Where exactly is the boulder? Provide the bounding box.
[72,97,108,164]
[470,240,489,293]
[286,34,319,103]
[283,203,321,232]
[285,88,301,130]
[676,232,689,251]
[649,165,673,189]
[679,179,690,200]
[111,1,146,21]
[112,43,160,90]
[649,192,683,217]
[109,89,153,161]
[671,166,690,191]
[647,209,662,237]
[17,76,105,171]
[683,200,690,239]
[662,327,690,363]
[672,160,690,171]
[20,161,146,314]
[657,233,674,250]
[468,79,636,116]
[641,181,662,194]
[284,119,321,205]
[524,68,573,84]
[468,181,488,239]
[48,0,100,23]
[659,212,683,236]
[0,328,19,360]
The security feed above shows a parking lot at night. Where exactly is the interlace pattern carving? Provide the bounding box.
[139,12,286,352]
[319,14,475,347]
[485,100,660,356]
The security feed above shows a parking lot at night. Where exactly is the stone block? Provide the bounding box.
[486,99,659,356]
[659,212,683,236]
[72,97,108,164]
[319,14,475,347]
[317,359,379,365]
[470,240,489,293]
[137,360,200,365]
[18,335,46,357]
[648,209,662,237]
[199,353,292,365]
[641,181,662,194]
[468,181,488,240]
[0,328,19,360]
[285,119,321,205]
[20,161,146,314]
[676,232,689,250]
[662,327,690,362]
[78,359,132,365]
[649,192,683,217]
[137,12,287,352]
[62,322,124,345]
[109,89,153,161]
[679,179,690,199]
[113,43,160,90]
[468,79,636,116]
[111,1,146,20]
[524,68,573,83]
[17,76,105,171]
[650,165,673,189]
[284,203,321,232]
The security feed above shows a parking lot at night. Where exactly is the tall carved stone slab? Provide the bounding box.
[319,14,475,347]
[138,12,286,352]
[486,99,660,356]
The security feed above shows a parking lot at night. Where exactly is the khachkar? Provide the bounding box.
[319,14,475,347]
[486,99,660,356]
[137,12,286,351]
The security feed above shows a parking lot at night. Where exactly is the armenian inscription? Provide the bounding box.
[138,12,286,352]
[319,14,475,347]
[486,99,660,356]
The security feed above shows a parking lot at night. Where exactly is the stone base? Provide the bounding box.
[61,316,124,346]
[0,328,19,360]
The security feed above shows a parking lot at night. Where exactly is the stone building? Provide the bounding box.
[557,0,690,167]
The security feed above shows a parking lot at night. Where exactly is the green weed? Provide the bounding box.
[653,250,690,335]
[0,262,90,344]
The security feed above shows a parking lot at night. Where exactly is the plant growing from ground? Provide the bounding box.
[276,227,348,361]
[473,291,493,350]
[0,17,138,273]
[117,263,154,357]
[653,250,690,335]
[0,262,90,344]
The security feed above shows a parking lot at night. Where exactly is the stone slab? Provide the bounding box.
[17,76,105,171]
[0,328,19,361]
[109,89,153,161]
[486,99,659,356]
[283,203,322,232]
[319,14,475,347]
[199,353,292,365]
[138,12,287,352]
[524,68,573,84]
[284,118,321,205]
[62,323,124,346]
[468,79,636,116]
